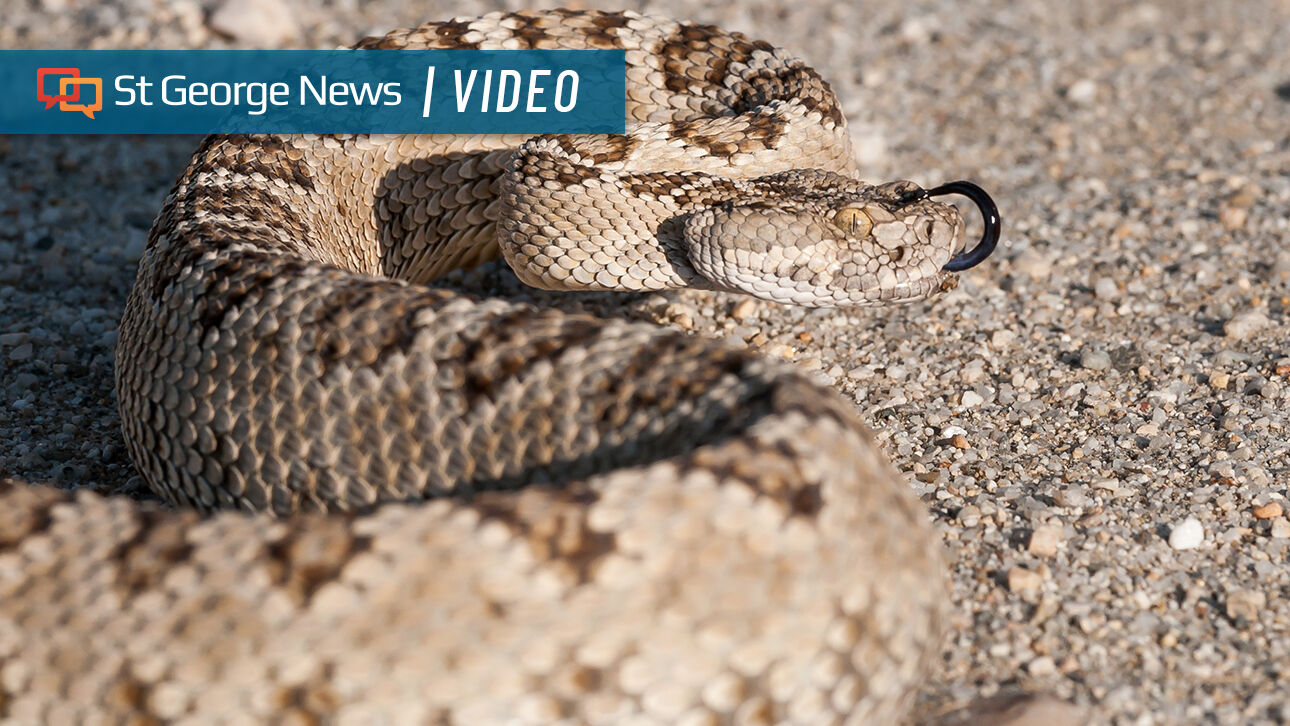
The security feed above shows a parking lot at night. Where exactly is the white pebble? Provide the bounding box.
[1168,517,1204,550]
[1092,477,1120,492]
[961,391,985,407]
[1056,484,1089,509]
[1066,79,1098,105]
[1271,518,1290,539]
[990,329,1016,349]
[898,17,934,44]
[1027,655,1058,677]
[1093,276,1119,300]
[1080,347,1112,371]
[1224,310,1270,340]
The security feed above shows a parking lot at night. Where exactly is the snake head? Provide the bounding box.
[682,175,999,307]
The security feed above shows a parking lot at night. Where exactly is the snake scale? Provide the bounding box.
[0,10,1001,725]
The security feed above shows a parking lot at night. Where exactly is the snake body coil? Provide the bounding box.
[0,11,997,724]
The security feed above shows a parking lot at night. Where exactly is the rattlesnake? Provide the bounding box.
[0,10,1000,725]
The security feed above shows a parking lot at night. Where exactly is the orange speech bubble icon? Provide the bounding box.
[36,67,80,109]
[59,76,102,119]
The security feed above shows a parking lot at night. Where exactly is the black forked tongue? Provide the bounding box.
[899,181,1001,272]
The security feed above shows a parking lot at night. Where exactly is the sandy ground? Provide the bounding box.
[2,0,1288,724]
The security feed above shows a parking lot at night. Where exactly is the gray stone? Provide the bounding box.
[1079,346,1111,371]
[1224,310,1270,340]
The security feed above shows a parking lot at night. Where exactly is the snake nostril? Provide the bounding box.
[890,246,906,262]
[923,220,935,240]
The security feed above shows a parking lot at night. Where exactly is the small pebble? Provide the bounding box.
[1218,204,1248,231]
[1252,501,1283,520]
[1079,346,1111,371]
[1028,524,1065,557]
[1011,249,1052,278]
[1055,484,1089,509]
[1093,276,1119,300]
[916,469,946,485]
[1210,371,1231,389]
[662,303,695,331]
[1008,567,1044,597]
[1168,517,1205,550]
[1224,589,1266,622]
[1066,78,1098,105]
[1219,189,1257,230]
[730,299,756,322]
[897,16,934,44]
[950,434,970,450]
[1223,310,1270,340]
[1271,518,1290,539]
[768,343,795,360]
[961,390,985,407]
[1091,477,1120,493]
[1027,655,1058,677]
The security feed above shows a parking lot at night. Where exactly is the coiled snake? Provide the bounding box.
[0,10,1000,725]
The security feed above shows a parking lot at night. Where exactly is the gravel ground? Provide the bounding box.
[3,0,1289,724]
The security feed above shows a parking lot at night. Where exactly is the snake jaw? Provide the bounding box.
[680,197,969,307]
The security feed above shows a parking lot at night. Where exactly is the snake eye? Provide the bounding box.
[832,207,873,237]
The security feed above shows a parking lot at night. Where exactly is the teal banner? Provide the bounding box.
[2,50,625,134]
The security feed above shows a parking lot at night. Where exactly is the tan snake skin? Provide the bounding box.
[0,10,974,725]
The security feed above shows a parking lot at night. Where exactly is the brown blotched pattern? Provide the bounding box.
[3,10,957,726]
